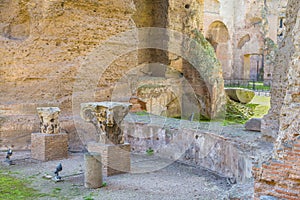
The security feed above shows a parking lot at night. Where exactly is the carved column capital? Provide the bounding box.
[81,102,132,144]
[37,107,60,134]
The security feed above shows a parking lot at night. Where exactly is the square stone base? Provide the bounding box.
[87,142,131,177]
[31,133,68,161]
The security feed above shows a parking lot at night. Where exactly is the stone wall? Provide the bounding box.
[123,117,272,183]
[0,0,136,150]
[254,0,300,198]
[261,0,297,142]
[202,0,286,80]
[0,0,225,150]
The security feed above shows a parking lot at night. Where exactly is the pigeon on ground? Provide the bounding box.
[6,148,13,160]
[54,163,62,181]
[4,149,13,165]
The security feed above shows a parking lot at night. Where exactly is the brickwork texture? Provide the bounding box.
[31,133,68,161]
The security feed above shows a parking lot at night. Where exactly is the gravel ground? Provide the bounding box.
[0,151,253,200]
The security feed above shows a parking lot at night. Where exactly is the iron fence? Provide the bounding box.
[224,79,271,92]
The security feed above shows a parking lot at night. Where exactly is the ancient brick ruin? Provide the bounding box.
[81,102,132,176]
[254,0,300,199]
[1,0,288,151]
[0,0,299,199]
[1,0,227,150]
[31,107,68,161]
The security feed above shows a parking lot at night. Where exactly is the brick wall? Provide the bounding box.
[31,133,68,161]
[254,0,300,199]
[253,138,300,199]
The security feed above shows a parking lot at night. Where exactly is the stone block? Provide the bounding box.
[87,142,130,177]
[84,152,102,189]
[31,133,68,161]
[225,88,255,104]
[245,118,262,132]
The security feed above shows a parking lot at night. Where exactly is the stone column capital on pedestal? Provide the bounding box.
[81,101,132,176]
[31,107,68,161]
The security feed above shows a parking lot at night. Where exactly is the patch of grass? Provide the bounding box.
[6,171,20,175]
[52,187,62,195]
[83,192,95,200]
[135,110,149,116]
[248,95,270,118]
[252,105,269,118]
[250,95,270,106]
[225,82,271,91]
[28,172,41,179]
[224,95,271,124]
[0,170,47,200]
[225,97,255,124]
[83,196,94,200]
[222,120,240,126]
[146,148,154,156]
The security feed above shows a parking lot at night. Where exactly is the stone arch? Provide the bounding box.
[206,21,231,79]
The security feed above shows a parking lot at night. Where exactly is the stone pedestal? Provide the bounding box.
[31,133,68,161]
[84,152,102,188]
[87,142,131,177]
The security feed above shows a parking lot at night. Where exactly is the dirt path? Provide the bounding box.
[0,151,253,200]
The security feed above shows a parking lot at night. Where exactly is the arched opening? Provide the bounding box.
[206,21,231,79]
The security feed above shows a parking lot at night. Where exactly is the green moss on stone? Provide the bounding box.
[191,29,219,64]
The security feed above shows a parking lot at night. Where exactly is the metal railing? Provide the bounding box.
[224,79,271,92]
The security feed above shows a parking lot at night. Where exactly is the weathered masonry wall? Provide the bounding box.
[261,0,296,143]
[0,0,136,151]
[254,0,300,199]
[1,0,225,150]
[123,116,272,183]
[202,0,286,80]
[253,139,300,200]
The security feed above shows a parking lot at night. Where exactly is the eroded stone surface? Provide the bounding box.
[136,78,181,118]
[225,88,255,104]
[80,102,132,144]
[87,142,131,177]
[0,0,136,150]
[84,152,102,188]
[254,0,300,199]
[37,107,60,134]
[245,118,261,132]
[123,113,273,183]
